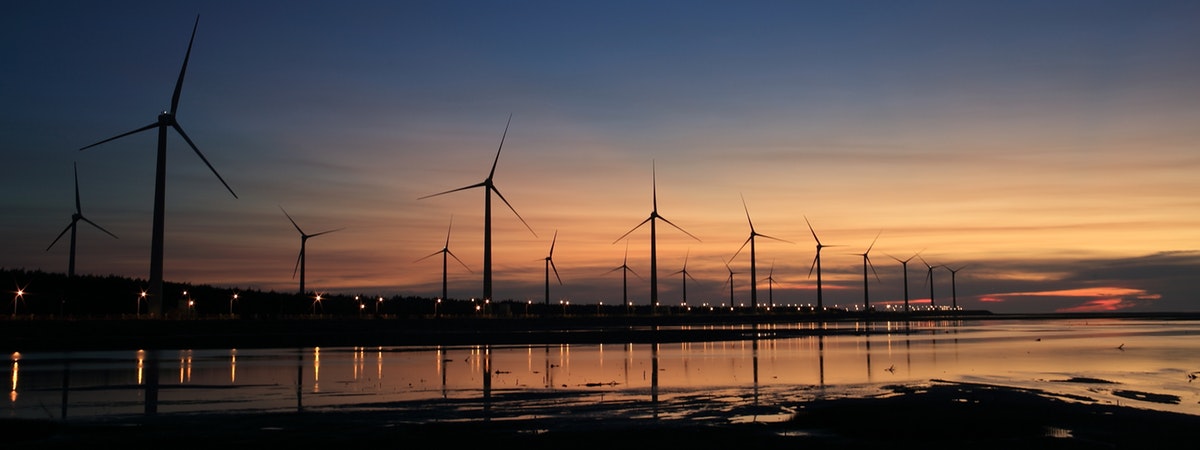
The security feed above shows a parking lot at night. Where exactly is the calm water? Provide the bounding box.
[8,317,1200,423]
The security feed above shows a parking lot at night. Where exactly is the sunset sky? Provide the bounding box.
[3,1,1198,314]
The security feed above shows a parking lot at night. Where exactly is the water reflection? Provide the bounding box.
[7,318,1200,421]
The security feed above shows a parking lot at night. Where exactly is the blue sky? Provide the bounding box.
[3,1,1199,313]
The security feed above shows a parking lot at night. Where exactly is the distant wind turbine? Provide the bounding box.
[670,248,699,307]
[853,231,882,311]
[542,230,562,306]
[414,215,472,303]
[730,194,793,310]
[804,216,840,310]
[46,162,119,277]
[78,15,237,315]
[418,114,536,303]
[605,241,642,310]
[919,254,942,309]
[945,265,967,310]
[614,161,700,308]
[281,206,342,295]
[721,259,739,307]
[762,259,779,308]
[887,253,919,312]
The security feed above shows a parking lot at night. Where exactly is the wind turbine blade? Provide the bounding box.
[866,230,881,253]
[628,267,642,279]
[651,159,657,212]
[46,223,73,251]
[173,123,237,198]
[804,215,820,244]
[418,182,486,200]
[280,206,304,235]
[309,228,344,238]
[740,193,753,228]
[413,251,442,263]
[79,217,119,239]
[447,250,473,272]
[488,114,512,180]
[658,215,701,241]
[171,15,200,115]
[293,250,302,279]
[78,123,157,151]
[444,215,454,246]
[612,216,651,244]
[491,186,537,237]
[73,162,81,213]
[549,230,558,257]
[683,271,698,283]
[730,237,751,261]
[758,233,794,244]
[868,257,881,281]
[551,260,562,285]
[808,255,818,278]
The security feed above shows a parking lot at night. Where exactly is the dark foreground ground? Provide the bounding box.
[8,380,1200,449]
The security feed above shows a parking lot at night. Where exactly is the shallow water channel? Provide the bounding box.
[8,317,1200,422]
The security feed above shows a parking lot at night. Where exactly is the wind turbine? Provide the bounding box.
[919,254,942,309]
[281,206,342,296]
[945,265,967,310]
[542,230,562,306]
[853,231,882,311]
[730,194,792,310]
[46,162,119,277]
[605,241,642,310]
[804,216,840,310]
[721,259,739,307]
[669,248,699,307]
[762,259,779,308]
[887,253,918,312]
[414,215,472,304]
[613,160,700,308]
[418,114,536,303]
[78,15,237,315]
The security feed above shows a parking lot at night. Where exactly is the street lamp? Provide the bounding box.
[230,293,238,315]
[138,290,147,317]
[313,294,323,314]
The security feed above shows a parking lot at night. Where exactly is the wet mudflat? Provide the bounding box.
[9,380,1200,449]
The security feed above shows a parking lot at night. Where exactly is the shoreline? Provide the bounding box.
[4,310,1199,353]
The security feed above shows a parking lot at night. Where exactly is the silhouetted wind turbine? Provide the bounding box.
[281,206,342,295]
[78,15,237,315]
[887,253,918,312]
[854,231,882,311]
[614,161,700,308]
[919,254,941,309]
[762,259,779,308]
[721,260,739,306]
[605,241,642,310]
[730,194,793,310]
[670,248,699,307]
[46,162,119,277]
[542,230,562,306]
[805,216,840,310]
[419,114,536,303]
[945,265,967,310]
[414,215,472,303]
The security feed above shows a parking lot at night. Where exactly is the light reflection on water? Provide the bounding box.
[7,318,1200,422]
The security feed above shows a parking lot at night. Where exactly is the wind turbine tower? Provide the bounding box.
[804,216,840,310]
[614,161,700,308]
[855,231,882,311]
[888,253,918,312]
[78,15,237,315]
[730,194,792,310]
[46,162,119,277]
[414,215,472,304]
[418,114,537,303]
[542,230,562,306]
[281,206,342,296]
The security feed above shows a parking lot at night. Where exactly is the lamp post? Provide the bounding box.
[230,293,238,315]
